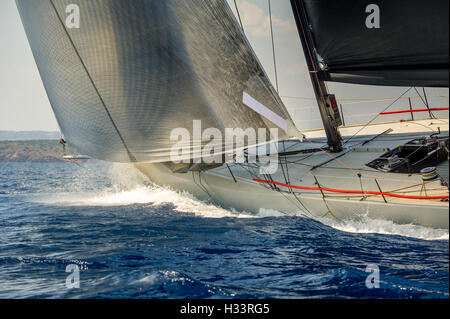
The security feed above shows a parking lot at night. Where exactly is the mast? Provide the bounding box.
[290,0,342,152]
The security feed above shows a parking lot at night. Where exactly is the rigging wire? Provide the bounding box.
[233,0,245,34]
[303,137,440,185]
[342,87,414,146]
[236,160,315,217]
[268,0,279,94]
[254,4,448,204]
[281,93,448,103]
[253,179,448,200]
[414,87,436,119]
[380,107,449,115]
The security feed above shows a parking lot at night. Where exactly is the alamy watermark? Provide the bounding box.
[65,3,381,30]
[65,4,80,29]
[170,120,281,175]
[365,264,380,289]
[66,264,80,289]
[366,4,381,29]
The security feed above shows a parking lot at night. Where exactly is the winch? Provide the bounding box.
[420,167,438,181]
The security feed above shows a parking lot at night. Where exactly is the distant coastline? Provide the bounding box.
[0,140,79,163]
[0,130,61,141]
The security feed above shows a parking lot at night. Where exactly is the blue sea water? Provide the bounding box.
[0,162,448,299]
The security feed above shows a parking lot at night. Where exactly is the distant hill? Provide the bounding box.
[0,131,61,141]
[0,140,80,162]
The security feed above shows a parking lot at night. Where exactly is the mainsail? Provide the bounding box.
[16,0,299,164]
[291,0,449,87]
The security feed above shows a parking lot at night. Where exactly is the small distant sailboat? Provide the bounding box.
[16,0,449,228]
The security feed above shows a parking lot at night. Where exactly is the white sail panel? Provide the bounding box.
[16,0,299,163]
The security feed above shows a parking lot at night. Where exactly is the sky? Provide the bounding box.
[0,0,448,132]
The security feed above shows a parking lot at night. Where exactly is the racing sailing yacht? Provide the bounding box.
[16,0,449,228]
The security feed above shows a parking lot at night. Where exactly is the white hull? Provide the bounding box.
[136,120,449,229]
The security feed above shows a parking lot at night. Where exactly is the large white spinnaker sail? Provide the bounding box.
[16,0,300,165]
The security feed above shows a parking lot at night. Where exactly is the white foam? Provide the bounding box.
[39,185,259,219]
[319,215,449,241]
[36,163,256,218]
[257,208,286,218]
[36,163,448,240]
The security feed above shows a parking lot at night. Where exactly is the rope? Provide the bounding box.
[313,175,341,220]
[253,179,449,200]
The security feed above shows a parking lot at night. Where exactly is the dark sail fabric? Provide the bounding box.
[16,0,299,163]
[291,0,449,87]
